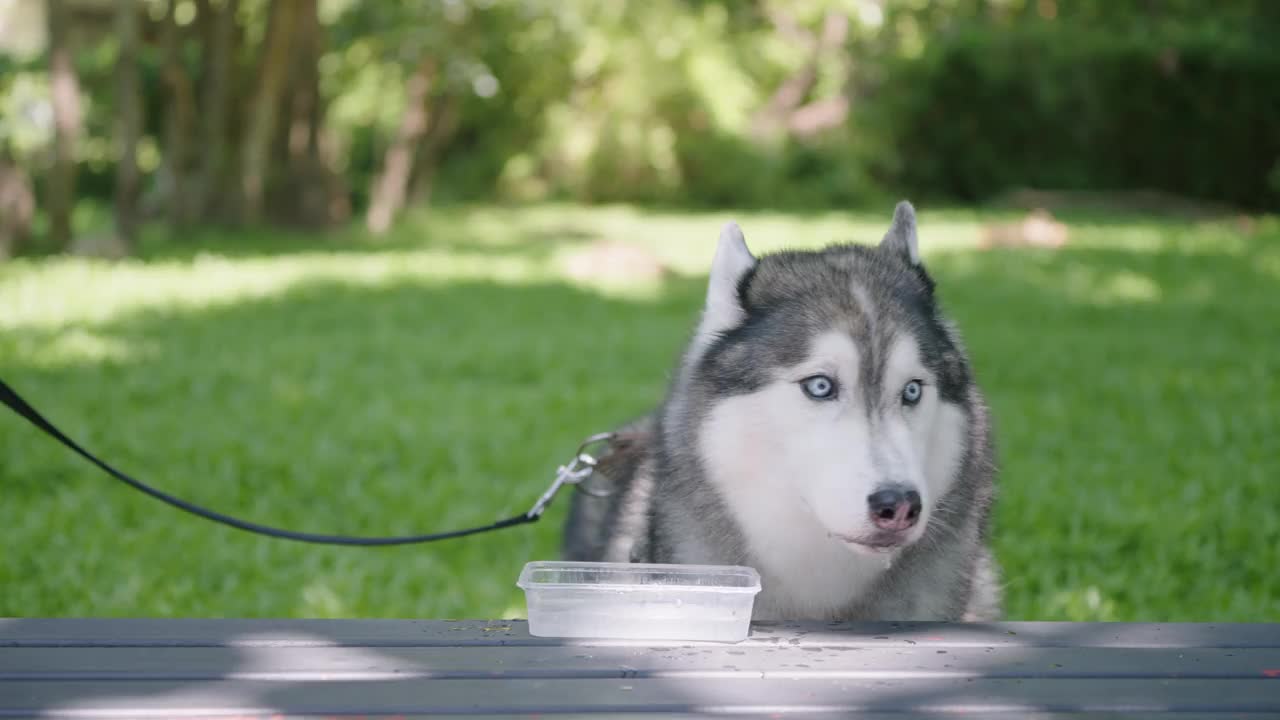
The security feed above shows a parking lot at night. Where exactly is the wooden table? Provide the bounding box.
[3,618,1279,717]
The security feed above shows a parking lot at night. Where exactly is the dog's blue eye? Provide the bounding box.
[801,375,837,400]
[902,379,923,406]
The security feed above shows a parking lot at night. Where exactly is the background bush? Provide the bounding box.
[875,17,1280,209]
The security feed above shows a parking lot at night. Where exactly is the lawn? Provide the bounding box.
[1,202,1277,622]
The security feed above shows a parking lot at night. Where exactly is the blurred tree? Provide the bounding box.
[112,0,141,253]
[160,0,197,230]
[43,0,83,250]
[366,57,436,234]
[0,0,1275,259]
[749,0,850,141]
[240,0,304,224]
[268,0,347,227]
[193,0,238,224]
[347,0,569,227]
[0,148,35,259]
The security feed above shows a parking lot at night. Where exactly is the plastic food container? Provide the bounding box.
[517,561,762,643]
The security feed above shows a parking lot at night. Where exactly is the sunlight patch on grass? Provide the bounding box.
[1,250,559,331]
[574,208,981,275]
[1253,239,1280,283]
[937,252,1164,307]
[1262,254,1280,281]
[1056,222,1169,252]
[3,203,989,333]
[1061,218,1264,258]
[299,580,351,618]
[1045,586,1121,622]
[1062,265,1163,305]
[406,202,983,274]
[560,274,670,302]
[5,328,151,368]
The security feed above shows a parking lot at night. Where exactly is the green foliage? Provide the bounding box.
[6,0,1277,219]
[0,68,54,157]
[319,0,580,205]
[872,6,1280,209]
[669,128,887,209]
[1,203,1278,621]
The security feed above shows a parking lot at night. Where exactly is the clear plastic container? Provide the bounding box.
[517,561,762,643]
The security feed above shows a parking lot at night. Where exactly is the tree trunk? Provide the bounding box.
[161,0,197,229]
[0,150,35,260]
[259,0,347,229]
[44,0,82,250]
[277,0,333,227]
[787,96,850,137]
[239,0,300,225]
[193,0,237,223]
[286,0,321,172]
[407,94,461,206]
[365,57,437,235]
[111,0,141,254]
[750,8,849,141]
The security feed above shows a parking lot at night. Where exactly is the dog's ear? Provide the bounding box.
[699,221,756,337]
[880,200,921,267]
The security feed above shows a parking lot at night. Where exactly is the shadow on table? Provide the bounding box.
[4,617,1279,716]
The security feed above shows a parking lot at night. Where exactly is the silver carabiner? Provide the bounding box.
[525,431,616,519]
[574,431,616,468]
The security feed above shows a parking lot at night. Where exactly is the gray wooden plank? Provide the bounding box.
[4,645,1279,681]
[10,707,1280,712]
[495,715,1272,720]
[470,715,1280,720]
[4,618,1280,648]
[6,715,1280,720]
[750,620,1280,649]
[3,677,1280,715]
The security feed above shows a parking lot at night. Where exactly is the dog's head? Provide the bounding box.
[686,202,974,555]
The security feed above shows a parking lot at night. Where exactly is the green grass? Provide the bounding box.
[2,202,1277,622]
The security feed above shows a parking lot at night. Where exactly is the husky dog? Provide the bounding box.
[561,202,1001,622]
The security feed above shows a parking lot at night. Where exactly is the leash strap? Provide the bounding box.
[0,378,609,547]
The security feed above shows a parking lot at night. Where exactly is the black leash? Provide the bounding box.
[0,378,612,547]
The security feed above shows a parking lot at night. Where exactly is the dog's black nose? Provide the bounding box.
[867,487,922,531]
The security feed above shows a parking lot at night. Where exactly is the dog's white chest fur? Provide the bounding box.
[741,492,893,620]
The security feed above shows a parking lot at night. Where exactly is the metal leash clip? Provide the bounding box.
[525,432,615,519]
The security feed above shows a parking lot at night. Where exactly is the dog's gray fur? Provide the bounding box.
[562,202,1001,622]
